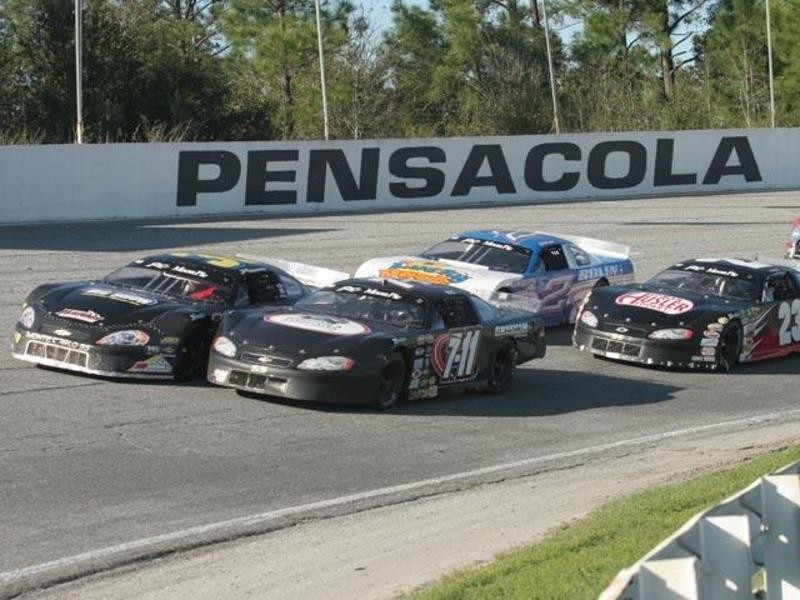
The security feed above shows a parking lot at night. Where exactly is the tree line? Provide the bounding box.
[0,0,797,144]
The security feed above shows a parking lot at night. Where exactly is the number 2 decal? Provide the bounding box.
[778,300,800,346]
[432,328,481,383]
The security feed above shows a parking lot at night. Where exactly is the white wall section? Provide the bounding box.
[0,128,796,224]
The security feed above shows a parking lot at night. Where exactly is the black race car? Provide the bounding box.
[207,278,546,408]
[573,258,800,370]
[12,252,346,380]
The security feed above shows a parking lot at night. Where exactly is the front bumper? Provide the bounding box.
[573,323,719,370]
[11,328,175,379]
[207,353,379,403]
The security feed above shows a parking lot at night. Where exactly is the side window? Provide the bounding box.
[246,271,285,305]
[540,245,569,272]
[564,244,592,267]
[438,295,480,329]
[278,274,306,299]
[766,274,799,302]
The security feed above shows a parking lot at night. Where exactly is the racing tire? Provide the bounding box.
[173,327,210,382]
[717,321,743,372]
[373,353,407,410]
[488,341,517,394]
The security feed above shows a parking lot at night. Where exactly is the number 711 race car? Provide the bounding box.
[354,230,634,326]
[574,258,800,370]
[208,278,546,408]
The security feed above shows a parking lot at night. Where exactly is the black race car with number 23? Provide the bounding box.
[208,278,546,408]
[574,258,800,370]
[12,252,346,380]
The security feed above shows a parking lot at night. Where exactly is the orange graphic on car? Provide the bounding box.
[378,261,470,285]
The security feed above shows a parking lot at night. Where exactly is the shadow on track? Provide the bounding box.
[237,368,682,418]
[0,221,337,252]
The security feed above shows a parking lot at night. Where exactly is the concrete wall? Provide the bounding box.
[0,128,796,224]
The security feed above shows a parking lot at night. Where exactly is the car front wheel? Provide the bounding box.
[373,353,406,409]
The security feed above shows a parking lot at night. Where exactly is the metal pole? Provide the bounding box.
[74,0,83,143]
[314,0,330,141]
[765,0,776,128]
[541,0,561,134]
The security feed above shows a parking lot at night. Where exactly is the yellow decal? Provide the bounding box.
[13,332,22,344]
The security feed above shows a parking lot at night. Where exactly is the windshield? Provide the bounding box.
[647,269,759,302]
[294,285,427,328]
[104,264,235,305]
[421,237,531,274]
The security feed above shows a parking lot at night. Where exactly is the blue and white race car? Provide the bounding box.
[354,230,635,326]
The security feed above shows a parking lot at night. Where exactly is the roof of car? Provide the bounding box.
[454,230,566,253]
[671,258,789,278]
[339,277,471,301]
[136,253,280,274]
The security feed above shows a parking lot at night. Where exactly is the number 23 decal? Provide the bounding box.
[778,300,800,346]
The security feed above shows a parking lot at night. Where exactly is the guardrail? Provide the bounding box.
[600,460,800,600]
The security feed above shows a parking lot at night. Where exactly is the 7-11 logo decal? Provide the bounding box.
[432,328,481,382]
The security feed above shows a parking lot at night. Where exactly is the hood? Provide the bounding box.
[354,256,522,295]
[34,282,185,329]
[588,283,750,327]
[225,309,404,357]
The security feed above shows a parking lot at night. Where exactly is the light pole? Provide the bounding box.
[541,0,561,134]
[765,0,776,128]
[74,0,84,143]
[314,0,330,140]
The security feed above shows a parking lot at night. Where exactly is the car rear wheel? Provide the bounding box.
[373,353,406,409]
[488,341,516,394]
[717,321,742,372]
[173,328,209,382]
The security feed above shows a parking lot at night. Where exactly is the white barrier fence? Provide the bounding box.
[601,460,800,600]
[1,128,799,224]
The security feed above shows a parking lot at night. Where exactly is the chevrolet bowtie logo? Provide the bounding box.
[257,356,273,364]
[615,327,628,333]
[53,329,72,337]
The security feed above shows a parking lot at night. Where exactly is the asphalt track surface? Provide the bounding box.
[1,192,799,593]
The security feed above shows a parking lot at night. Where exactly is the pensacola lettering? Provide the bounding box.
[176,136,762,207]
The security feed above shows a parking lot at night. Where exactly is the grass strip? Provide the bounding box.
[408,445,800,600]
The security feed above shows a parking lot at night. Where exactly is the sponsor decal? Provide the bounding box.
[162,336,181,344]
[53,329,72,337]
[701,346,717,356]
[614,292,694,315]
[718,316,730,325]
[431,328,481,382]
[145,345,161,354]
[703,329,720,338]
[378,260,469,286]
[706,323,724,332]
[495,322,529,336]
[28,332,91,350]
[684,265,740,278]
[265,313,370,336]
[83,288,157,306]
[13,331,21,344]
[55,308,104,323]
[701,337,719,347]
[577,264,624,282]
[128,355,173,373]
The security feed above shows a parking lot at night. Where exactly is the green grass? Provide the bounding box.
[408,445,800,600]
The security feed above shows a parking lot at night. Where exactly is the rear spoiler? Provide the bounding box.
[236,254,349,289]
[535,231,630,260]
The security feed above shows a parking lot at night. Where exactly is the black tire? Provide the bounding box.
[488,341,516,394]
[173,328,210,382]
[373,353,406,409]
[717,321,743,372]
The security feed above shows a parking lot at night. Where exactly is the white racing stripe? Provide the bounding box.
[3,408,800,586]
